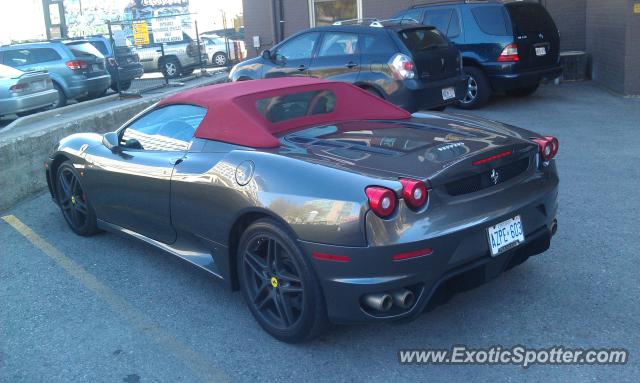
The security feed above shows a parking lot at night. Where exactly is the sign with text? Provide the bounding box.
[634,3,640,13]
[133,21,150,45]
[151,17,184,44]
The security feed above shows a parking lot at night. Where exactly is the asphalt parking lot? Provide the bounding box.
[1,81,639,382]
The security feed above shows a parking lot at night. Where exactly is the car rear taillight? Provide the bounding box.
[399,179,428,209]
[108,57,118,66]
[9,83,29,93]
[66,60,88,71]
[366,186,397,218]
[390,53,416,80]
[497,43,519,62]
[532,136,559,162]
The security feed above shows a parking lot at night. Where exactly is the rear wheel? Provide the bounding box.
[55,161,98,236]
[52,82,67,108]
[456,66,490,110]
[506,82,540,97]
[213,52,228,67]
[238,219,328,343]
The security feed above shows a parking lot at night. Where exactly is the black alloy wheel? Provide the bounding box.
[238,219,327,342]
[55,162,98,236]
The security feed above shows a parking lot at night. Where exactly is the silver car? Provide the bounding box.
[0,64,58,117]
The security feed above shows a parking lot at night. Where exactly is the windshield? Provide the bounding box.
[398,28,448,52]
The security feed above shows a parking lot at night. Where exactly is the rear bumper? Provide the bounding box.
[299,182,558,324]
[390,75,468,112]
[66,74,112,98]
[486,63,563,91]
[0,89,58,115]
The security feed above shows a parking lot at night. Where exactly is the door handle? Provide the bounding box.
[169,157,183,165]
[297,65,307,71]
[345,62,358,69]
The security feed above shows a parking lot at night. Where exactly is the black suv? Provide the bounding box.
[230,20,468,112]
[85,36,144,92]
[395,0,562,109]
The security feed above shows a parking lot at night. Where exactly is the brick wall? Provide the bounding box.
[544,0,586,51]
[242,0,275,56]
[586,0,628,94]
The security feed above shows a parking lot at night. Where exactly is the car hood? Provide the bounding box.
[275,112,539,184]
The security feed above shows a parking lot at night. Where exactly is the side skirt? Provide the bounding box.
[97,219,226,282]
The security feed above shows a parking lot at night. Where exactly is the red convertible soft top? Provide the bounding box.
[158,77,411,148]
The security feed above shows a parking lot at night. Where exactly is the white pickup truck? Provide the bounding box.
[134,32,208,79]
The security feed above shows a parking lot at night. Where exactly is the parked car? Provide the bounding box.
[394,0,562,109]
[201,34,247,67]
[230,20,468,112]
[46,77,560,342]
[84,36,144,92]
[0,40,112,107]
[134,32,208,79]
[0,64,58,117]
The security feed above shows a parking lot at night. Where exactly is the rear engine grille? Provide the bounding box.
[445,158,530,196]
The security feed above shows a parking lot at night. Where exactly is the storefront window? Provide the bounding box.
[310,0,361,26]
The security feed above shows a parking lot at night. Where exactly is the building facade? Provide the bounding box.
[242,0,640,95]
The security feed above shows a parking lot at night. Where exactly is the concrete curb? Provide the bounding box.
[0,73,229,211]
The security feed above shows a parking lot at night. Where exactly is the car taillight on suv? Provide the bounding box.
[389,53,416,80]
[66,60,89,71]
[498,43,520,62]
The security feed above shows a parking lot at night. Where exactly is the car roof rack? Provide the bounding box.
[332,17,420,28]
[411,0,503,8]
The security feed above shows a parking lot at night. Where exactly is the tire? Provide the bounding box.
[506,82,540,97]
[161,58,182,79]
[237,218,328,343]
[52,82,67,108]
[111,81,132,92]
[456,66,490,110]
[55,161,99,237]
[212,52,228,67]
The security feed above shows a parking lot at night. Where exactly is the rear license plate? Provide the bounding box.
[442,87,456,101]
[535,47,547,56]
[30,80,45,90]
[487,215,525,257]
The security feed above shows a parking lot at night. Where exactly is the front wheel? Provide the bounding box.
[212,52,228,67]
[238,219,328,343]
[55,161,99,236]
[161,58,182,79]
[456,66,490,110]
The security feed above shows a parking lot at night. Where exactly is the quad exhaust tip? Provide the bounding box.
[363,292,393,312]
[391,289,415,309]
[362,288,416,312]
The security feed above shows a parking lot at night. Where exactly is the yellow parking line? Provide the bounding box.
[1,215,230,383]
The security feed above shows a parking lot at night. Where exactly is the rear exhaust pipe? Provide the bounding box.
[391,289,415,309]
[550,219,558,236]
[362,293,393,312]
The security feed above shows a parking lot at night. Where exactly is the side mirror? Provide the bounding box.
[261,49,272,60]
[102,132,120,152]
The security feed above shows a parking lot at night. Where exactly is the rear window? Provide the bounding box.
[89,40,110,55]
[506,3,557,33]
[256,90,336,124]
[65,42,104,58]
[471,6,510,36]
[398,28,448,52]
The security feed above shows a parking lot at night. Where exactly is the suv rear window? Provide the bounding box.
[89,40,110,56]
[256,90,336,124]
[471,6,510,36]
[506,3,556,33]
[398,28,448,52]
[65,42,104,58]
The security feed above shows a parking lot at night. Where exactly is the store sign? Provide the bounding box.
[151,17,184,44]
[133,21,150,45]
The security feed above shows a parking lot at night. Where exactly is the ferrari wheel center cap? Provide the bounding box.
[71,195,76,205]
[270,276,279,288]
